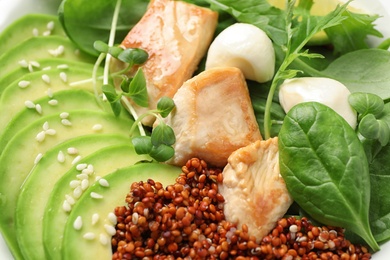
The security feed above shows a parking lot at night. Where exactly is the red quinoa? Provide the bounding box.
[111,158,372,259]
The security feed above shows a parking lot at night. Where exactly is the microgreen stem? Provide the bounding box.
[121,96,146,136]
[103,0,122,85]
[92,53,106,106]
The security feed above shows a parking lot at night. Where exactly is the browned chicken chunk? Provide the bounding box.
[159,67,262,168]
[219,137,293,241]
[118,0,218,125]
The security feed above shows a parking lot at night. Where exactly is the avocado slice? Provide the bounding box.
[0,89,107,152]
[42,144,151,260]
[0,67,101,140]
[0,58,97,96]
[0,14,65,53]
[62,163,180,260]
[16,139,148,260]
[0,35,95,77]
[0,110,135,260]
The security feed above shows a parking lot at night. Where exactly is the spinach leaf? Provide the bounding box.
[278,102,379,251]
[322,49,390,101]
[364,139,390,243]
[58,0,148,56]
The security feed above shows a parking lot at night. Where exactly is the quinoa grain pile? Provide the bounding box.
[111,158,372,259]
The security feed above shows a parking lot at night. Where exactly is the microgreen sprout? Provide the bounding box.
[90,0,176,162]
[94,42,176,162]
[130,97,176,162]
[349,92,390,146]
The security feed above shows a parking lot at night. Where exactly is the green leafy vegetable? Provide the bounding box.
[58,0,149,56]
[279,101,379,251]
[349,93,390,146]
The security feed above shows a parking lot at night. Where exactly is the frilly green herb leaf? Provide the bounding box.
[93,40,109,53]
[102,84,122,116]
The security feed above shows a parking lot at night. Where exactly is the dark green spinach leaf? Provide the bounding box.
[279,102,379,251]
[58,0,149,56]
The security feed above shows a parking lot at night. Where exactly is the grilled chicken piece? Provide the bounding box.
[118,0,218,126]
[159,66,262,168]
[219,137,293,241]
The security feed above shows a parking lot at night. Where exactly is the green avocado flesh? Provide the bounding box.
[0,110,135,259]
[42,144,151,260]
[0,58,97,96]
[0,35,94,77]
[0,13,65,53]
[0,67,100,139]
[62,163,181,260]
[0,89,105,153]
[16,138,149,260]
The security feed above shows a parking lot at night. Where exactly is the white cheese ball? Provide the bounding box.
[279,77,357,129]
[205,23,275,83]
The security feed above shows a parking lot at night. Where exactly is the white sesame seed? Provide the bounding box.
[35,104,42,114]
[76,163,87,171]
[132,212,139,224]
[61,119,72,126]
[81,168,93,176]
[46,88,53,98]
[18,60,28,68]
[48,99,58,106]
[92,213,99,225]
[57,64,69,69]
[99,234,108,246]
[32,28,39,36]
[289,224,298,233]
[69,180,81,189]
[62,200,71,212]
[90,192,103,199]
[60,72,67,83]
[76,173,88,180]
[45,129,56,136]
[87,164,94,173]
[83,232,96,240]
[107,212,117,225]
[48,45,65,57]
[60,112,69,119]
[42,66,52,71]
[43,121,49,131]
[81,179,89,191]
[72,155,82,165]
[73,186,83,199]
[34,153,43,164]
[24,100,35,109]
[28,64,34,72]
[47,21,55,30]
[18,80,30,88]
[36,131,46,142]
[98,178,109,187]
[42,74,50,84]
[57,150,65,163]
[73,216,83,230]
[65,194,76,205]
[104,224,116,236]
[67,147,79,155]
[95,176,102,181]
[42,30,51,36]
[92,124,103,131]
[30,61,40,68]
